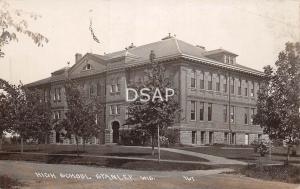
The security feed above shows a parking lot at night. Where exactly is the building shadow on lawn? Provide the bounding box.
[105,158,213,171]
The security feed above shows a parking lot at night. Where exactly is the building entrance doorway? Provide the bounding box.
[56,132,60,143]
[112,121,120,143]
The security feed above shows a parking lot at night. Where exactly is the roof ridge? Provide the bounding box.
[173,38,183,54]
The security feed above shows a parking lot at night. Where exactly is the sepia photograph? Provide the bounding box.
[0,0,299,188]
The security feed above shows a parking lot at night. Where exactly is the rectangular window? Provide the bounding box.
[223,76,227,93]
[209,132,214,144]
[208,103,212,121]
[109,105,114,115]
[230,57,234,64]
[238,79,242,95]
[58,111,61,119]
[201,131,205,144]
[115,105,120,115]
[89,85,94,97]
[245,134,249,145]
[250,81,255,97]
[223,105,228,122]
[57,88,61,101]
[231,133,236,144]
[245,80,248,96]
[225,55,230,64]
[199,102,204,121]
[191,71,196,88]
[116,83,120,92]
[244,108,248,124]
[192,131,196,144]
[53,89,56,101]
[224,132,228,144]
[216,74,220,91]
[230,106,235,123]
[111,85,116,93]
[207,72,212,90]
[200,71,204,89]
[97,83,101,96]
[191,101,196,121]
[230,77,234,94]
[250,108,255,124]
[44,90,48,102]
[258,134,262,142]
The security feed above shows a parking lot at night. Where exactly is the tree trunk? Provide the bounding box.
[75,136,79,157]
[20,137,24,153]
[157,125,160,163]
[45,134,48,144]
[83,138,86,152]
[151,134,154,156]
[0,134,3,151]
[286,145,290,165]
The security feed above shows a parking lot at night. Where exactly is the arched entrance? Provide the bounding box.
[112,121,120,143]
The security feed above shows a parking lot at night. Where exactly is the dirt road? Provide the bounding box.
[0,160,298,189]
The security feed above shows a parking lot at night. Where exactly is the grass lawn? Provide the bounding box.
[0,144,213,171]
[1,144,207,162]
[176,145,300,164]
[233,164,300,184]
[0,175,23,189]
[0,152,213,171]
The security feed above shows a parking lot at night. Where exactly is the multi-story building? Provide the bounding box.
[27,35,267,145]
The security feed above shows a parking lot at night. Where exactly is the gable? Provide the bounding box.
[68,54,107,77]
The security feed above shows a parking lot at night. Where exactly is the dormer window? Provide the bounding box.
[225,55,230,64]
[230,57,234,64]
[204,49,238,64]
[225,55,234,64]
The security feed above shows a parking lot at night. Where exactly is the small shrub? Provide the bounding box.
[163,129,179,145]
[119,129,149,146]
[159,136,169,147]
[238,165,300,183]
[251,139,269,156]
[291,145,297,157]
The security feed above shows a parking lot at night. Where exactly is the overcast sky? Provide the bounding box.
[0,0,299,84]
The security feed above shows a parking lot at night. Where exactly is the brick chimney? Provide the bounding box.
[75,53,82,63]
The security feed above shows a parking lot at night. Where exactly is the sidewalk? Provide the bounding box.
[160,148,248,165]
[126,146,248,165]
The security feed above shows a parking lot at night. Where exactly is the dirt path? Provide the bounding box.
[0,160,298,189]
[160,147,248,165]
